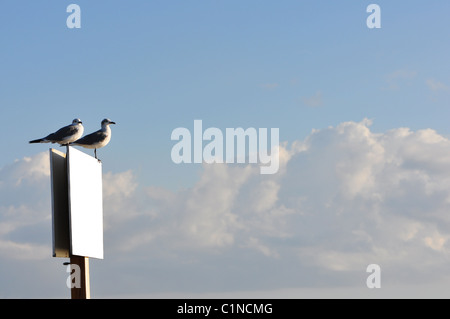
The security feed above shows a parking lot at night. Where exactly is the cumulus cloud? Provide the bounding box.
[3,120,450,297]
[100,119,450,288]
[0,152,51,261]
[281,120,450,276]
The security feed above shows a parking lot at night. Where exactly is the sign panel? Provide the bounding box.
[50,148,70,257]
[67,147,104,259]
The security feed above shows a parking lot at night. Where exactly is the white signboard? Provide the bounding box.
[67,147,104,259]
[50,147,104,260]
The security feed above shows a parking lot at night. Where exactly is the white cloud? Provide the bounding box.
[104,119,450,282]
[302,91,323,107]
[384,69,417,90]
[426,78,449,92]
[0,240,48,261]
[0,153,51,233]
[424,232,447,251]
[242,237,279,258]
[4,120,450,297]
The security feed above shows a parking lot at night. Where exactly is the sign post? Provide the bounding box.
[50,146,104,299]
[69,255,90,299]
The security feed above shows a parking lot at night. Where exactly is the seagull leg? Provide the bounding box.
[95,149,102,162]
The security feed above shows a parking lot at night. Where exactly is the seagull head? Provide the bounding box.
[72,118,83,125]
[101,118,116,128]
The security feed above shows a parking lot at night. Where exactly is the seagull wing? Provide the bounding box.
[73,130,107,146]
[46,124,79,141]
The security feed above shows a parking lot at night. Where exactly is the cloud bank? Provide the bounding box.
[2,119,450,297]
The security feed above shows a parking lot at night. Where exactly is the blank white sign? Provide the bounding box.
[67,146,104,259]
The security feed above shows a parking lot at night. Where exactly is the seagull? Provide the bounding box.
[29,118,84,146]
[70,118,116,159]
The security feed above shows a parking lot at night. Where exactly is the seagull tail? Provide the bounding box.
[29,138,47,144]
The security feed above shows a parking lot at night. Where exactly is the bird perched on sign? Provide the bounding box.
[70,118,116,159]
[29,118,84,146]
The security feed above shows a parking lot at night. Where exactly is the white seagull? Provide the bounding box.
[70,118,116,159]
[29,118,84,146]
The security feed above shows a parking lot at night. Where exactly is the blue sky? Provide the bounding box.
[2,1,449,188]
[1,1,450,298]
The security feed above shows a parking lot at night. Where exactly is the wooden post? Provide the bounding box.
[70,255,90,299]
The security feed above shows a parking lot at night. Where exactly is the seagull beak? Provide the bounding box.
[110,121,116,125]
